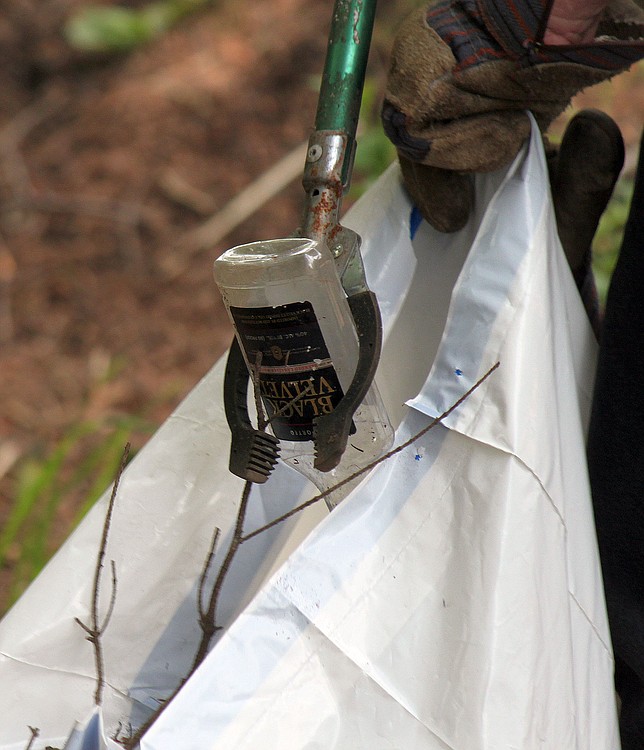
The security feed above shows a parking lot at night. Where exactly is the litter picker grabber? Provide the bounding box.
[215,0,390,491]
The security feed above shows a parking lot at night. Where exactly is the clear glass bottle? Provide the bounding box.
[214,237,393,508]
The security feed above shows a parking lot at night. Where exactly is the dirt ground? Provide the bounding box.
[0,0,414,611]
[0,0,642,613]
[0,0,329,445]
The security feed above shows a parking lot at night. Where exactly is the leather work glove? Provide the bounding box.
[382,0,644,233]
[547,107,625,337]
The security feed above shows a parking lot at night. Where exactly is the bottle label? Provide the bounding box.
[230,302,345,441]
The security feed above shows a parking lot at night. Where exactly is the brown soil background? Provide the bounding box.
[0,0,642,614]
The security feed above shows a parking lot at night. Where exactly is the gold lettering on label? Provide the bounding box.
[318,376,336,395]
[279,382,294,399]
[260,380,279,399]
[317,395,334,414]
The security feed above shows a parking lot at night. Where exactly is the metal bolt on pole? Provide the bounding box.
[301,0,378,246]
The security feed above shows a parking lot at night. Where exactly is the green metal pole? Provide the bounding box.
[315,0,378,139]
[301,0,378,242]
[296,0,384,473]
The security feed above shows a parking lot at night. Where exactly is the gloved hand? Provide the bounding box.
[547,108,624,337]
[382,0,644,233]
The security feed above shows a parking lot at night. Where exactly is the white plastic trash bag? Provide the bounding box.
[0,117,617,749]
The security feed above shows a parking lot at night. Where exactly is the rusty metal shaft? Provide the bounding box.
[301,0,378,247]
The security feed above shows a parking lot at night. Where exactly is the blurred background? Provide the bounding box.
[0,0,642,615]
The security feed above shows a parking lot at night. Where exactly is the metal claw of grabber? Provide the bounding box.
[222,0,381,482]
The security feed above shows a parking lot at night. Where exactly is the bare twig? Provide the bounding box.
[99,560,118,634]
[0,235,17,343]
[250,352,268,432]
[157,141,309,280]
[242,362,501,542]
[190,480,252,673]
[265,381,316,425]
[75,442,131,706]
[24,726,39,750]
[247,350,317,428]
[113,720,133,745]
[0,91,68,239]
[0,440,21,483]
[181,140,308,251]
[126,482,253,748]
[0,90,69,194]
[126,362,499,747]
[0,90,158,271]
[155,167,218,215]
[197,527,221,621]
[0,91,68,150]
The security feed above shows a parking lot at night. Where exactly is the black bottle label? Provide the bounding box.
[230,301,346,441]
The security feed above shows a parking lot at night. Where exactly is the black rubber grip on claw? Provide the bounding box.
[313,290,382,473]
[223,337,280,483]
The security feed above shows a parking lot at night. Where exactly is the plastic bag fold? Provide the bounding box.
[0,117,618,749]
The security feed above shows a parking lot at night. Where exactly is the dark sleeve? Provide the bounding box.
[425,0,644,70]
[587,128,644,750]
[478,0,644,68]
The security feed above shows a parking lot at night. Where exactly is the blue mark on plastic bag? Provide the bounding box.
[410,206,423,239]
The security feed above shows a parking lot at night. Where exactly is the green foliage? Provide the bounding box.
[64,0,211,53]
[0,417,149,610]
[592,176,634,304]
[351,126,397,195]
[347,77,396,201]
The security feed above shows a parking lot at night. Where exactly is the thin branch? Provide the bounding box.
[197,527,221,621]
[0,439,20,482]
[180,141,308,252]
[0,91,69,196]
[24,727,39,750]
[242,361,500,542]
[158,141,309,279]
[265,381,315,425]
[247,348,316,428]
[190,480,252,673]
[155,167,217,215]
[92,445,128,630]
[250,352,268,432]
[125,362,499,747]
[75,442,131,706]
[247,354,315,429]
[0,235,17,344]
[74,617,94,637]
[0,91,68,153]
[113,721,133,745]
[126,481,253,749]
[0,92,158,273]
[99,560,118,634]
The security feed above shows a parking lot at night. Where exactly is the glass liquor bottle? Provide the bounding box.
[214,236,393,509]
